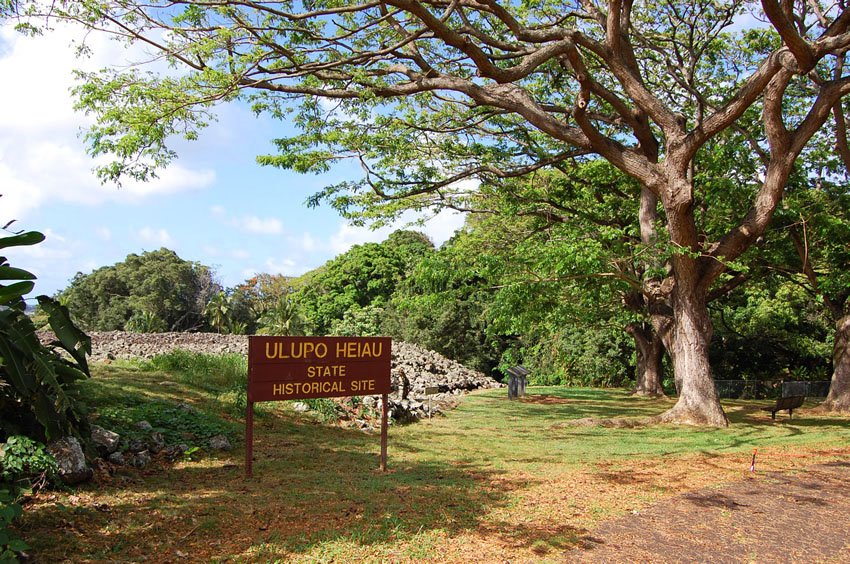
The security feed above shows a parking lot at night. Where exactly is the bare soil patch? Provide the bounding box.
[567,460,850,562]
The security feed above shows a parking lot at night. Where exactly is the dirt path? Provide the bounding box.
[568,460,850,562]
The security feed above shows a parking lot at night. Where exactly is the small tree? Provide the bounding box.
[61,248,221,331]
[257,296,304,336]
[773,179,850,410]
[204,291,233,334]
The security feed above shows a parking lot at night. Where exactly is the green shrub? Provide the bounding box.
[1,436,58,561]
[0,436,58,491]
[302,398,340,422]
[0,487,29,560]
[125,310,167,333]
[1,230,91,442]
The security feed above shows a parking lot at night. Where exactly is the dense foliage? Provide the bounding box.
[294,231,434,334]
[60,248,220,332]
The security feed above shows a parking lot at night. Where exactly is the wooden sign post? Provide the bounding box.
[246,336,392,477]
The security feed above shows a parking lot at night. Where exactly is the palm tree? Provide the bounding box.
[204,291,232,333]
[257,296,304,336]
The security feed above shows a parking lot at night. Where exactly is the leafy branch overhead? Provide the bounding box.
[36,2,848,275]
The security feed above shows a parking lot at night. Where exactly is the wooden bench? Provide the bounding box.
[762,395,805,420]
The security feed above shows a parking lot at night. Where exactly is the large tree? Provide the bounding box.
[61,248,220,332]
[444,163,665,393]
[31,0,850,425]
[772,176,850,410]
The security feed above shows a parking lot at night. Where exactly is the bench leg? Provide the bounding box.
[789,409,793,419]
[771,411,776,420]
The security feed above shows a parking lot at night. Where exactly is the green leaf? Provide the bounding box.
[0,282,35,303]
[37,296,91,372]
[7,539,29,552]
[0,231,44,250]
[0,266,36,281]
[0,328,36,395]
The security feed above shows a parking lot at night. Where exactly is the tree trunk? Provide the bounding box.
[820,315,850,412]
[658,275,729,426]
[626,322,665,397]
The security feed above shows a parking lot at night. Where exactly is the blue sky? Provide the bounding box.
[0,22,465,299]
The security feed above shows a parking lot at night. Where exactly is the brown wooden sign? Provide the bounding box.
[245,336,392,477]
[248,336,391,401]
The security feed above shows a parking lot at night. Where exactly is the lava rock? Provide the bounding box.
[47,437,92,485]
[207,435,232,451]
[91,425,120,455]
[130,450,151,468]
[127,439,146,453]
[148,432,166,454]
[292,402,310,413]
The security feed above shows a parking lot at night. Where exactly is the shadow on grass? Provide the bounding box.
[21,416,520,561]
[476,520,592,556]
[461,388,673,423]
[23,379,850,560]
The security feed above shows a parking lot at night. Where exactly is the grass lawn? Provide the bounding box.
[16,363,850,562]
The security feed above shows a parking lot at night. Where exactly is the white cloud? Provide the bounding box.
[326,206,466,255]
[240,215,283,235]
[6,228,82,296]
[301,232,317,252]
[417,209,466,246]
[208,206,285,235]
[329,222,391,254]
[137,227,173,246]
[261,256,313,277]
[265,257,297,273]
[11,229,72,261]
[117,166,215,198]
[288,232,318,253]
[0,22,215,222]
[96,227,112,241]
[231,248,250,260]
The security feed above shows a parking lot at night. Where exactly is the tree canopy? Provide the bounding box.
[60,248,220,332]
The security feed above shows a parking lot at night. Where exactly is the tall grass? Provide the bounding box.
[141,349,247,393]
[139,350,249,416]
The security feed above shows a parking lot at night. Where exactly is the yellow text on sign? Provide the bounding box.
[307,365,347,378]
[272,379,376,396]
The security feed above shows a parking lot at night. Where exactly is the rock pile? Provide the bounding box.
[40,330,503,427]
[47,420,233,485]
[56,331,503,401]
[81,331,247,360]
[390,340,501,395]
